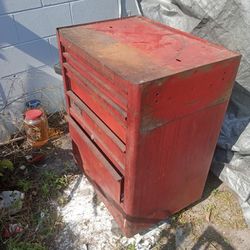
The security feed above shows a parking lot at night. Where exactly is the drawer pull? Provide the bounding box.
[72,101,81,115]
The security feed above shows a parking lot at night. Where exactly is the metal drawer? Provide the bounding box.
[64,62,127,142]
[67,115,124,203]
[67,90,125,173]
[63,51,127,110]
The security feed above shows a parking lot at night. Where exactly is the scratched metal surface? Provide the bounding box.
[59,16,239,84]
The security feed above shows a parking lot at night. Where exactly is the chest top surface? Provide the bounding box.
[59,16,240,84]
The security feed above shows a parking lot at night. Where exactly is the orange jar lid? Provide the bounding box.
[25,109,43,120]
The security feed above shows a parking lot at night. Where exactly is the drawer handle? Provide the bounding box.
[73,101,82,115]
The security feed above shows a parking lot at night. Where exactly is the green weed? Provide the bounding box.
[127,243,136,250]
[17,179,32,192]
[0,159,14,177]
[41,171,70,198]
[6,240,46,250]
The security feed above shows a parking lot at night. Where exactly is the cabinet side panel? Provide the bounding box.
[127,58,240,219]
[131,102,228,218]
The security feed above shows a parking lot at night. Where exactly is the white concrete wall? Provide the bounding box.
[0,0,140,139]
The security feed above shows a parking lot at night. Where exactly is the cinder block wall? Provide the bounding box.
[0,0,140,138]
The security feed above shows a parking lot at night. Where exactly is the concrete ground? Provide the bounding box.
[47,134,250,250]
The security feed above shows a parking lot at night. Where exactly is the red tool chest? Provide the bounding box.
[57,16,241,236]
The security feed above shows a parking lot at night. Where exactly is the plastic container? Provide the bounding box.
[25,99,46,114]
[25,99,41,110]
[24,109,48,147]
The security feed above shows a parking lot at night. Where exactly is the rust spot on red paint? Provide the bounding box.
[141,113,167,133]
[210,89,232,106]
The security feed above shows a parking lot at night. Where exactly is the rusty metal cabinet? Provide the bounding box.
[57,16,241,236]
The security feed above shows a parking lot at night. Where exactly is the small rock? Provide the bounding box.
[120,237,128,245]
[135,234,143,245]
[0,191,24,215]
[160,236,168,245]
[32,191,37,196]
[205,210,211,222]
[25,155,32,161]
[19,165,26,170]
[82,244,88,250]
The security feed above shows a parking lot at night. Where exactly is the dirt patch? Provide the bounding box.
[152,173,250,250]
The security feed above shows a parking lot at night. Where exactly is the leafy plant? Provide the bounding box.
[55,175,69,190]
[0,159,14,177]
[41,182,50,198]
[17,179,32,192]
[127,243,136,250]
[41,171,70,198]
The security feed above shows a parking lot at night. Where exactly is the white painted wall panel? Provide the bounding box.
[70,0,119,24]
[42,0,76,6]
[0,15,18,48]
[1,65,64,109]
[0,0,42,15]
[0,39,55,77]
[14,4,72,43]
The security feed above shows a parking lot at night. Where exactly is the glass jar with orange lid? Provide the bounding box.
[24,109,49,147]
